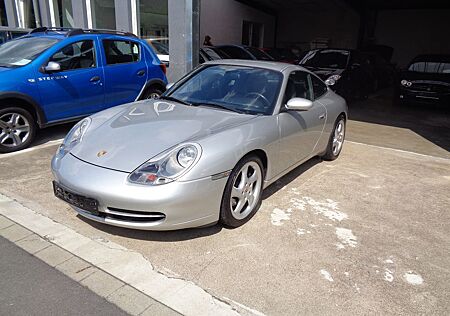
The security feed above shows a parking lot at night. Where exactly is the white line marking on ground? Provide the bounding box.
[346,141,450,162]
[0,193,264,316]
[0,139,63,159]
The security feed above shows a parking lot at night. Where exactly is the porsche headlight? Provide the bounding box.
[128,143,201,185]
[324,74,341,86]
[56,118,91,158]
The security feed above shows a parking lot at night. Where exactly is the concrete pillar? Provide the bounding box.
[37,0,55,27]
[4,0,19,27]
[168,0,200,82]
[114,0,133,33]
[72,0,90,29]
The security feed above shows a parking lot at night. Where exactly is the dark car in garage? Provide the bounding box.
[262,47,299,64]
[299,48,375,99]
[398,54,450,106]
[216,44,273,61]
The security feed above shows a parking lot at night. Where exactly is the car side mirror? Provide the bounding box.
[44,61,61,73]
[166,83,174,90]
[285,97,313,111]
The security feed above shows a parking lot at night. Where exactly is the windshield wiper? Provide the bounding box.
[158,95,192,106]
[191,102,246,114]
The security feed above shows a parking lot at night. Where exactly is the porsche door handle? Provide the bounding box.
[319,113,326,119]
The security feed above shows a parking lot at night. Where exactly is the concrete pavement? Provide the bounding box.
[0,138,449,315]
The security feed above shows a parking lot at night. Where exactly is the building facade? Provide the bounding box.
[0,0,168,39]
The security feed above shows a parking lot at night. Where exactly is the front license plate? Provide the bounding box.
[53,181,99,215]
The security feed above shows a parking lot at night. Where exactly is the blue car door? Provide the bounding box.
[100,38,147,108]
[36,38,105,122]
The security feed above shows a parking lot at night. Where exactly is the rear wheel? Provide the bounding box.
[143,86,163,99]
[220,155,264,228]
[321,115,346,161]
[0,107,36,153]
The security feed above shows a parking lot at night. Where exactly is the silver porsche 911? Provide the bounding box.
[51,60,347,230]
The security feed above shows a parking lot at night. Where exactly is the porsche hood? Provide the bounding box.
[70,100,256,172]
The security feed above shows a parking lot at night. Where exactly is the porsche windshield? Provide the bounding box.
[166,65,283,115]
[0,36,59,67]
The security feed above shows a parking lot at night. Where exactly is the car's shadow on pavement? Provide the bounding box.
[78,157,324,241]
[77,215,223,242]
[262,156,322,200]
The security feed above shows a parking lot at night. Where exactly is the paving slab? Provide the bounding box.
[107,285,156,315]
[35,244,74,267]
[56,256,96,282]
[15,233,51,254]
[81,269,126,298]
[0,215,14,229]
[0,223,32,242]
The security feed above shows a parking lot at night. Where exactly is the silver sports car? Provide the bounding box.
[51,60,347,230]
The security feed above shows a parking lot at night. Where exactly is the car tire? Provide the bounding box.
[321,115,346,161]
[0,107,36,154]
[220,155,264,228]
[143,87,163,99]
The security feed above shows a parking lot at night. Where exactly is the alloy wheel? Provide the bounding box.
[0,112,31,148]
[230,161,262,220]
[332,119,345,156]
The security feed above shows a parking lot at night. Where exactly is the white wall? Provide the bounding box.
[200,0,275,47]
[276,8,359,51]
[375,9,450,68]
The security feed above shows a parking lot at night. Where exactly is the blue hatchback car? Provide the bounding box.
[0,27,167,153]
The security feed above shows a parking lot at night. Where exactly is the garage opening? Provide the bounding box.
[189,0,450,157]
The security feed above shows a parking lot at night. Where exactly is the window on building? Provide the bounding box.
[139,0,168,38]
[57,0,75,27]
[103,40,140,65]
[21,0,38,28]
[242,21,263,47]
[0,1,7,26]
[91,0,116,30]
[49,40,96,71]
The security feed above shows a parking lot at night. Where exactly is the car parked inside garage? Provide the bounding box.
[52,60,347,231]
[299,48,376,100]
[398,54,450,106]
[216,44,274,61]
[0,27,167,153]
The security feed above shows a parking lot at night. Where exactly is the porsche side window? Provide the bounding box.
[311,75,328,100]
[48,40,96,71]
[283,71,313,104]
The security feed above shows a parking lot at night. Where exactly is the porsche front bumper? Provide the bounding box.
[51,153,228,230]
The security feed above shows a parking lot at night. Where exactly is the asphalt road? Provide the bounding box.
[0,236,128,316]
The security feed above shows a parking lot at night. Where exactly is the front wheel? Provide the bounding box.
[0,107,36,153]
[220,155,264,228]
[321,115,346,161]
